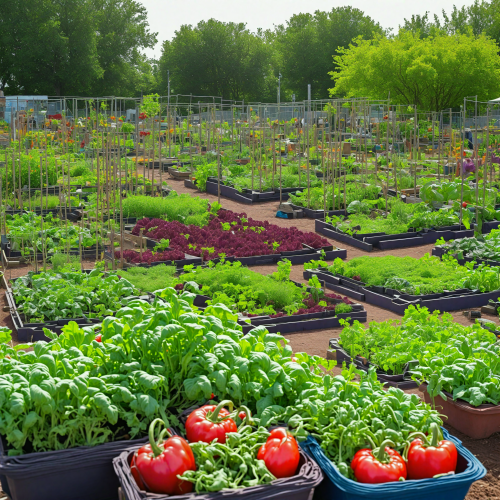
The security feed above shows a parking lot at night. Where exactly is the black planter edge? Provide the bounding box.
[304,269,499,315]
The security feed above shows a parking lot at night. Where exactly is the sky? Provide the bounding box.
[141,0,473,58]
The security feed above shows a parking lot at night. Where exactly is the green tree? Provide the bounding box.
[158,19,276,102]
[90,0,158,96]
[275,7,384,100]
[402,1,492,38]
[0,0,102,95]
[330,30,500,111]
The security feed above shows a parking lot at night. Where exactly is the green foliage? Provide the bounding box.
[1,151,58,197]
[339,306,500,398]
[159,19,276,102]
[334,302,352,315]
[289,183,380,210]
[232,167,323,194]
[328,254,472,294]
[269,363,441,480]
[173,260,304,316]
[181,426,275,491]
[140,94,160,118]
[331,30,500,110]
[12,269,135,322]
[121,123,135,134]
[50,253,81,272]
[120,194,210,225]
[118,264,177,293]
[1,0,156,96]
[0,300,339,454]
[437,229,500,262]
[6,212,101,256]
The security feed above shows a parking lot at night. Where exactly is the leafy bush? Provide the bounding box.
[339,305,500,406]
[12,269,135,322]
[329,254,470,294]
[118,264,177,292]
[121,193,212,225]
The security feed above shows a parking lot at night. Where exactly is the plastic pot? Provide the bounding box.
[0,435,148,500]
[420,383,500,439]
[113,446,323,500]
[301,429,486,500]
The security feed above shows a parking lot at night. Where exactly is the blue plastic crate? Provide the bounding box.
[301,428,486,500]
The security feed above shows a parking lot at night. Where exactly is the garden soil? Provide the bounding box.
[0,172,497,500]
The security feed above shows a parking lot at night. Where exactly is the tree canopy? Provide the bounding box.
[273,7,384,101]
[330,30,500,111]
[0,0,157,96]
[158,20,276,102]
[3,0,500,106]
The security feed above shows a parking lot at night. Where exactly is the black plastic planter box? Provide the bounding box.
[290,204,347,220]
[209,245,346,267]
[105,249,202,269]
[304,268,500,314]
[315,218,474,252]
[327,339,418,389]
[183,178,197,190]
[138,231,347,267]
[1,235,106,263]
[4,207,81,221]
[431,246,500,268]
[0,434,148,500]
[191,294,366,334]
[6,272,152,342]
[480,220,500,233]
[239,307,366,335]
[205,180,306,204]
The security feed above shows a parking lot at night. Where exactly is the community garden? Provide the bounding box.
[0,94,498,500]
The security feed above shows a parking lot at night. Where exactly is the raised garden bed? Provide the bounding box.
[130,209,346,266]
[290,204,347,219]
[327,339,417,389]
[0,434,149,500]
[135,234,346,266]
[106,248,202,269]
[419,383,500,439]
[1,235,106,265]
[205,179,306,204]
[4,207,81,221]
[167,166,191,179]
[303,268,500,314]
[5,270,150,342]
[315,218,474,252]
[431,245,500,267]
[183,178,197,190]
[190,294,366,335]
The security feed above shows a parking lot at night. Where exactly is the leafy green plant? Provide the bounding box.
[119,193,211,225]
[171,260,305,316]
[323,254,487,295]
[12,269,135,322]
[437,229,500,262]
[152,239,170,255]
[50,253,81,272]
[118,264,177,293]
